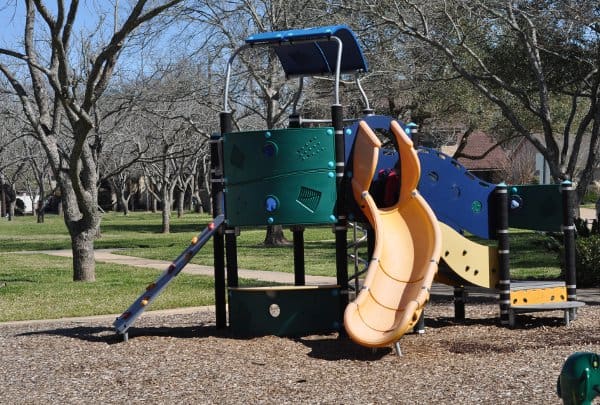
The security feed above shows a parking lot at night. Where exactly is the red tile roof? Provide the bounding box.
[454,131,508,171]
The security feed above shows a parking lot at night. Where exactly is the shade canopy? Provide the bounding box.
[245,25,368,77]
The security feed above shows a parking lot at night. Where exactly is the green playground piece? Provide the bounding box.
[557,352,600,405]
[228,285,342,336]
[508,184,563,232]
[223,127,337,226]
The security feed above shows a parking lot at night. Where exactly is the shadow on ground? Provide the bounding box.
[17,323,222,344]
[295,335,393,361]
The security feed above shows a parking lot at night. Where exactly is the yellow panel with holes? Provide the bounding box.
[435,222,500,289]
[510,286,567,306]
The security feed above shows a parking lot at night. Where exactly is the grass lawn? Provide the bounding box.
[0,253,218,322]
[0,249,273,322]
[509,229,562,280]
[0,211,563,322]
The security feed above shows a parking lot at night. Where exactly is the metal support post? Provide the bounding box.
[212,112,231,329]
[561,181,578,320]
[495,184,511,326]
[454,286,466,322]
[291,225,306,286]
[332,104,348,315]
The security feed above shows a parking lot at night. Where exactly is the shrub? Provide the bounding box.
[573,236,600,288]
[582,190,600,205]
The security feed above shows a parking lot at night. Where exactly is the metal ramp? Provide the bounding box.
[113,215,224,340]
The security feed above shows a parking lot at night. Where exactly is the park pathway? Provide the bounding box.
[37,248,600,304]
[38,249,337,285]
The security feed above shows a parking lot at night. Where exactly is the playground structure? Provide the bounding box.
[417,147,585,326]
[113,25,585,347]
[557,352,600,405]
[343,120,440,347]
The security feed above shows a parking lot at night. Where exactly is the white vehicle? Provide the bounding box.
[15,193,39,214]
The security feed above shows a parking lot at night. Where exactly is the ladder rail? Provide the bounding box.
[113,214,225,337]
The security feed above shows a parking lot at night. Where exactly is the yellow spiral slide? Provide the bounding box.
[344,121,442,348]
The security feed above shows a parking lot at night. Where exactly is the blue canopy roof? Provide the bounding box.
[245,25,368,77]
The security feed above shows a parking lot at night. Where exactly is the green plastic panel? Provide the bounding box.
[228,286,342,337]
[508,184,563,232]
[557,352,600,405]
[223,127,337,226]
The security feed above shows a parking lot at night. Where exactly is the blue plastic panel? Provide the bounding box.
[245,25,368,76]
[343,116,496,238]
[344,115,397,166]
[417,148,496,239]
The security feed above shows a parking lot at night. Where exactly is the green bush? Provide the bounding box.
[582,190,600,205]
[573,236,600,287]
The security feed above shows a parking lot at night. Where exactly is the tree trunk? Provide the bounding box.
[69,226,97,282]
[152,195,158,213]
[120,192,130,216]
[192,190,201,213]
[264,225,290,246]
[8,200,15,221]
[161,187,170,234]
[61,166,100,282]
[63,194,99,282]
[111,188,118,212]
[36,185,44,223]
[36,201,45,223]
[0,178,5,218]
[177,188,184,218]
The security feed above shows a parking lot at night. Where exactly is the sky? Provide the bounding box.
[0,0,112,49]
[0,2,27,48]
[0,1,189,80]
[0,1,127,50]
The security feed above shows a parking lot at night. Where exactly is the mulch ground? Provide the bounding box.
[1,296,599,404]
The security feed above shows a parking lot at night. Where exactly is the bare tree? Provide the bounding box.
[343,0,599,200]
[0,0,183,281]
[186,0,332,245]
[139,107,206,233]
[20,136,53,222]
[0,106,30,220]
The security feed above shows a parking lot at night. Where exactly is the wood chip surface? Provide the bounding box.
[1,297,599,404]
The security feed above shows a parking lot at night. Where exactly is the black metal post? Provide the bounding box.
[225,228,239,288]
[220,112,238,290]
[288,114,306,286]
[288,113,301,128]
[212,112,231,329]
[291,225,306,286]
[367,227,375,260]
[561,181,577,302]
[332,104,349,312]
[414,311,425,334]
[495,183,511,326]
[453,286,466,322]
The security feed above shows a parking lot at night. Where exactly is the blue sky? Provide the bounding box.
[0,2,26,48]
[0,1,188,79]
[0,1,120,50]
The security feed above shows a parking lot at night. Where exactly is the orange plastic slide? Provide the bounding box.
[344,120,442,348]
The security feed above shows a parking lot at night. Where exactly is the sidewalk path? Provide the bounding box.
[579,207,596,221]
[3,248,596,328]
[38,249,337,285]
[36,249,599,304]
